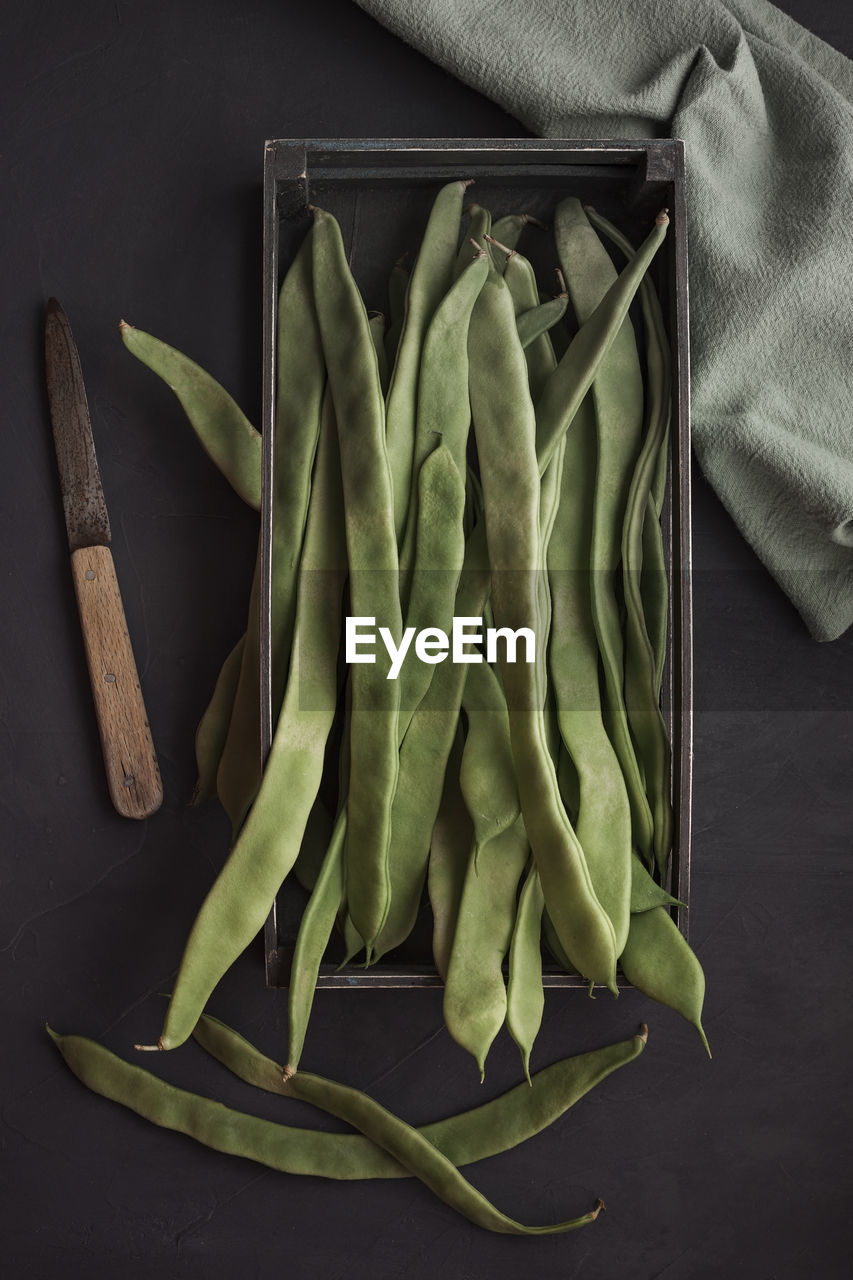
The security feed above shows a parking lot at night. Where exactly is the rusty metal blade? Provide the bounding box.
[45,298,111,552]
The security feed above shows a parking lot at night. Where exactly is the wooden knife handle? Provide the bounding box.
[70,544,163,819]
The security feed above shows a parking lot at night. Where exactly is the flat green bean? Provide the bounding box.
[384,253,409,368]
[547,392,633,957]
[506,860,546,1082]
[144,387,347,1053]
[485,235,556,402]
[534,209,669,476]
[443,815,529,1079]
[370,524,491,965]
[287,1069,604,1234]
[554,197,652,862]
[642,495,670,698]
[427,726,472,980]
[387,180,471,541]
[398,444,467,731]
[468,272,618,990]
[287,813,347,1071]
[191,632,245,806]
[49,1022,647,1184]
[516,295,569,350]
[311,207,403,956]
[619,908,710,1056]
[369,310,390,395]
[120,322,261,509]
[456,203,491,277]
[217,228,326,832]
[629,852,684,913]
[192,1016,649,1170]
[459,659,520,853]
[398,249,489,604]
[584,204,674,878]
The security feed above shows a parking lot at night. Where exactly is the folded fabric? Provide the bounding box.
[354,0,853,641]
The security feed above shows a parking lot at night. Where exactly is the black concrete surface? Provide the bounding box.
[2,2,851,1276]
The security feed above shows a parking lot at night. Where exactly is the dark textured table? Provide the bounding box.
[2,3,851,1276]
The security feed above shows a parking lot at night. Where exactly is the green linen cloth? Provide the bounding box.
[354,0,853,641]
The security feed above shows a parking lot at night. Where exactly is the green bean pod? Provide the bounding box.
[619,907,710,1056]
[443,815,529,1080]
[311,207,403,956]
[584,204,674,878]
[506,861,546,1083]
[286,1070,604,1234]
[456,203,491,277]
[398,443,467,732]
[427,726,473,980]
[191,632,245,805]
[49,1023,647,1185]
[629,852,684,913]
[370,525,491,964]
[547,392,633,958]
[642,495,670,698]
[387,180,471,540]
[148,388,347,1053]
[369,311,390,395]
[217,228,326,832]
[542,908,576,975]
[119,322,261,509]
[516,295,569,350]
[486,237,557,403]
[534,209,669,476]
[398,249,489,604]
[468,273,618,991]
[287,812,347,1072]
[554,197,653,863]
[191,1016,651,1169]
[291,794,335,894]
[119,324,261,815]
[384,254,409,369]
[459,659,520,852]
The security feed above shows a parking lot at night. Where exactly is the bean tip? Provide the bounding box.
[133,1039,165,1052]
[281,1065,296,1084]
[521,213,548,231]
[637,1023,649,1045]
[460,178,475,190]
[698,1024,712,1059]
[592,1198,606,1218]
[468,237,488,260]
[118,319,132,333]
[656,207,670,225]
[554,266,567,296]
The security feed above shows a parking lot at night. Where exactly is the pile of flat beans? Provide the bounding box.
[50,182,708,1236]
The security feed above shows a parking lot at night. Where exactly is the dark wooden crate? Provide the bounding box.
[260,138,692,988]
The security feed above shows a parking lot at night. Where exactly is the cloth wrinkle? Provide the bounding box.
[354,0,853,640]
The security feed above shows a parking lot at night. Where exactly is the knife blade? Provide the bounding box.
[45,298,163,819]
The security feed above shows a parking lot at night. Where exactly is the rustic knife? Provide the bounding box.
[45,298,163,819]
